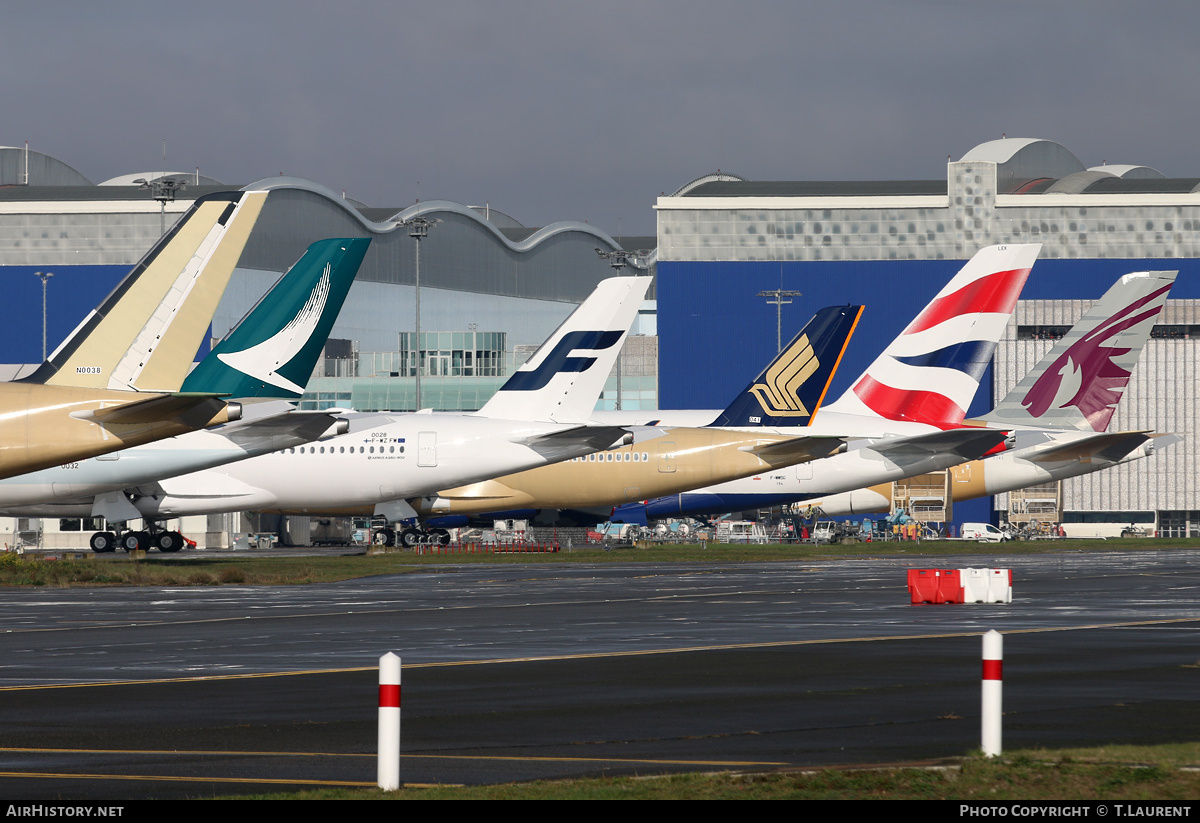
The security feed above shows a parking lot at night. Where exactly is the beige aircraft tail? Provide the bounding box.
[24,189,268,392]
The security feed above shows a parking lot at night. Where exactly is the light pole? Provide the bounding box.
[402,216,436,411]
[594,248,652,410]
[34,271,53,361]
[757,287,803,353]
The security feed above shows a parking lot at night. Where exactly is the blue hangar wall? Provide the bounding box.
[657,257,1200,524]
[0,265,212,366]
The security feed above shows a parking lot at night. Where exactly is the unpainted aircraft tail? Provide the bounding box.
[181,238,370,398]
[706,304,862,428]
[23,189,269,392]
[475,275,652,423]
[822,244,1041,425]
[980,270,1177,432]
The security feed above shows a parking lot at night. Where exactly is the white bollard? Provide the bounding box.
[378,652,401,790]
[981,630,1003,757]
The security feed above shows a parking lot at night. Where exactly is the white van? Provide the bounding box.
[962,523,1008,543]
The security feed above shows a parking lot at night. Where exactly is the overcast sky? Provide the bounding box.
[4,1,1198,236]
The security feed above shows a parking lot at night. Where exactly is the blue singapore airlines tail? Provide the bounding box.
[475,276,653,424]
[707,304,863,428]
[606,306,863,527]
[181,238,371,399]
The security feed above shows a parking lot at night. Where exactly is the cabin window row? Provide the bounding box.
[285,445,406,455]
[569,452,650,463]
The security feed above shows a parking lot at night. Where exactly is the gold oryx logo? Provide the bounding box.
[748,334,819,417]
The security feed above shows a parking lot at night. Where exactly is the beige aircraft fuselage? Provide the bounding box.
[414,427,843,517]
[0,383,236,481]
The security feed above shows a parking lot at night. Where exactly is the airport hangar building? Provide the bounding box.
[0,146,655,547]
[1,137,1199,543]
[654,137,1200,536]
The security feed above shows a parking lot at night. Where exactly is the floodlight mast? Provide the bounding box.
[757,288,803,353]
[593,248,652,410]
[401,216,437,411]
[34,271,53,361]
[134,177,185,236]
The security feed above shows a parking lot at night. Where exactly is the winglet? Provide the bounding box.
[475,276,652,423]
[707,304,862,428]
[823,244,1040,425]
[981,270,1177,433]
[181,238,370,398]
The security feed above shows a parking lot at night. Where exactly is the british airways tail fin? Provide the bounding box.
[822,244,1040,425]
[708,304,862,428]
[24,190,269,392]
[180,238,370,399]
[475,275,652,423]
[980,270,1176,433]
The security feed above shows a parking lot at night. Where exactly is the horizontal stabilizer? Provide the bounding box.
[1026,431,1153,463]
[70,393,239,427]
[869,428,1011,460]
[746,436,847,468]
[514,425,633,462]
[221,411,348,448]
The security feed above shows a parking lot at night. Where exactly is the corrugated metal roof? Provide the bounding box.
[680,180,947,197]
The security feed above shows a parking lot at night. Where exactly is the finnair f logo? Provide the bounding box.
[750,334,819,417]
[503,330,624,392]
[217,263,333,395]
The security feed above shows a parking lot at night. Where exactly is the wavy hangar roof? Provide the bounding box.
[676,138,1200,198]
[228,177,652,303]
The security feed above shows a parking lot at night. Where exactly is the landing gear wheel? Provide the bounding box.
[90,532,117,553]
[430,528,451,546]
[372,529,396,547]
[399,529,423,548]
[121,531,149,552]
[156,531,185,553]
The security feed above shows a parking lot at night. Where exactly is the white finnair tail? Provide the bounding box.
[981,270,1177,432]
[475,276,652,423]
[823,244,1041,425]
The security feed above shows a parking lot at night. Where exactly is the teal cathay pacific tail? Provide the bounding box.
[182,238,370,398]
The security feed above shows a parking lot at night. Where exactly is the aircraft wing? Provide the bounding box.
[70,393,239,427]
[743,436,848,468]
[1025,431,1154,463]
[220,411,348,448]
[513,425,633,462]
[867,428,1011,460]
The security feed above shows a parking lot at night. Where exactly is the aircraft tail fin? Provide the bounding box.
[475,276,652,423]
[980,270,1176,433]
[823,244,1041,425]
[26,190,269,392]
[180,238,370,398]
[708,304,862,428]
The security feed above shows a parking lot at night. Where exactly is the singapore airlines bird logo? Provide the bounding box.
[750,334,819,416]
[218,263,333,394]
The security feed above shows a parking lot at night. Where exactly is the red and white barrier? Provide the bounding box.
[907,568,1012,604]
[378,652,401,790]
[982,630,1002,757]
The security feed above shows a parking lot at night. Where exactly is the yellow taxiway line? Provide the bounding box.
[2,614,1198,693]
